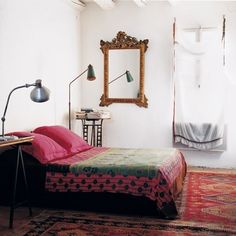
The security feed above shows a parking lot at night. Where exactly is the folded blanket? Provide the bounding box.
[174,122,224,150]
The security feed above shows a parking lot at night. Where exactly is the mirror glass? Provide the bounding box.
[109,49,140,98]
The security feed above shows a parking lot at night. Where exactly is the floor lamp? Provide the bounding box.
[69,64,96,130]
[0,79,50,141]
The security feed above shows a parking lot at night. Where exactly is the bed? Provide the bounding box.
[1,126,187,219]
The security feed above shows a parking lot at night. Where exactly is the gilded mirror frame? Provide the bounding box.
[100,31,149,108]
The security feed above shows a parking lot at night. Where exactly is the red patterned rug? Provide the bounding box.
[20,168,236,236]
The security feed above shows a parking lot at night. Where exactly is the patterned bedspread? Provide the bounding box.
[45,147,186,218]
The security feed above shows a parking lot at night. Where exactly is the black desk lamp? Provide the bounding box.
[109,70,134,84]
[0,79,50,141]
[69,64,96,130]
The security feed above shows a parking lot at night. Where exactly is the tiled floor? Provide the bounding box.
[0,206,43,236]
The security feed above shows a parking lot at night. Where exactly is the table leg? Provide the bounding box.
[9,146,32,228]
[19,147,32,217]
[9,146,20,228]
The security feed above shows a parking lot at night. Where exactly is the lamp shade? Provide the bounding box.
[109,70,134,84]
[126,70,134,83]
[87,64,96,81]
[30,80,50,102]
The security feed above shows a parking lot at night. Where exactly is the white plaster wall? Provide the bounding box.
[0,0,81,133]
[80,1,236,168]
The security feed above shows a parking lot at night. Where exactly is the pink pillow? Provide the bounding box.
[33,126,92,155]
[7,131,68,164]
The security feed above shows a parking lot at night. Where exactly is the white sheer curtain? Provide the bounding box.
[173,21,227,150]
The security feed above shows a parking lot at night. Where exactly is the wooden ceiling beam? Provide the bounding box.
[168,0,178,6]
[133,0,147,8]
[93,0,116,10]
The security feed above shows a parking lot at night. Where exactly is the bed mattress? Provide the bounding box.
[45,147,187,218]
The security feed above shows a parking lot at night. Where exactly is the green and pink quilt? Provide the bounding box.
[46,147,186,218]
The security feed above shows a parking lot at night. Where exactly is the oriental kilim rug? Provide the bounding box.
[20,168,236,236]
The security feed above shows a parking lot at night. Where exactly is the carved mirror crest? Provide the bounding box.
[100,31,149,108]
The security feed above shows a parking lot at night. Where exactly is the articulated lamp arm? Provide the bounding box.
[1,84,32,137]
[1,80,49,139]
[68,68,88,130]
[68,64,96,130]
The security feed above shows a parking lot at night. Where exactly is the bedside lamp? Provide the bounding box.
[69,64,96,130]
[109,70,134,84]
[0,80,50,141]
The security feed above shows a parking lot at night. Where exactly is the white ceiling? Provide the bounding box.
[70,0,151,10]
[70,0,236,12]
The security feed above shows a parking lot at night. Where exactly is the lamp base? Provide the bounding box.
[0,135,19,142]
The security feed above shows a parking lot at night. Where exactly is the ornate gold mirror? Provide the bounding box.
[100,31,149,108]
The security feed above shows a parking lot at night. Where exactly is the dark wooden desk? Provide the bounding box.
[0,136,33,228]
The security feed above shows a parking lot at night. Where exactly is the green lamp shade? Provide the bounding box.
[87,64,96,81]
[126,71,134,83]
[109,70,134,84]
